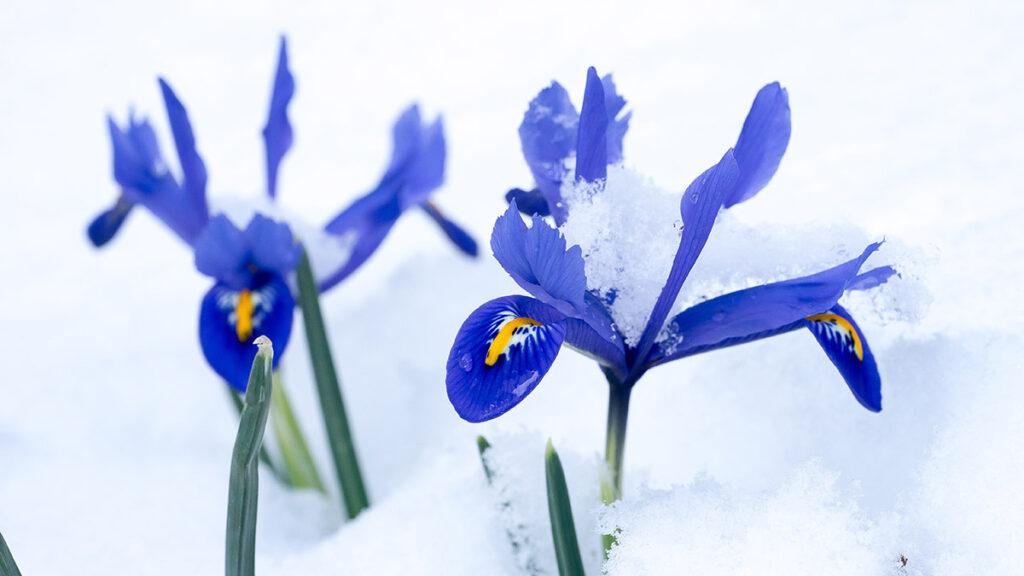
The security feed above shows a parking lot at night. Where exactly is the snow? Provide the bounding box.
[1,1,1023,575]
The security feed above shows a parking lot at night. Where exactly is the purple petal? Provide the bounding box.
[648,241,888,365]
[632,149,740,369]
[319,212,398,292]
[401,115,446,207]
[422,202,478,257]
[724,82,791,208]
[199,275,294,392]
[575,66,608,183]
[805,304,882,412]
[262,36,296,200]
[848,265,898,291]
[563,293,627,377]
[490,202,615,342]
[107,114,204,245]
[194,215,251,288]
[158,78,209,224]
[244,214,299,277]
[505,187,552,217]
[602,74,631,164]
[446,295,567,422]
[87,196,135,248]
[519,81,578,224]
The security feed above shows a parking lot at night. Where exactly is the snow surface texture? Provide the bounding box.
[1,1,1022,575]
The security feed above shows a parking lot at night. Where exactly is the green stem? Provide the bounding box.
[0,528,23,576]
[601,382,632,556]
[269,372,326,493]
[227,385,287,485]
[295,248,370,519]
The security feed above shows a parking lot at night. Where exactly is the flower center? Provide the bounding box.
[235,289,255,342]
[806,313,863,360]
[485,317,542,366]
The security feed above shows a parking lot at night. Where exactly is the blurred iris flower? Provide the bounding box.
[446,68,896,499]
[195,214,298,390]
[88,37,477,389]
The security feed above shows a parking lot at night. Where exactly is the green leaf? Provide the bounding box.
[0,529,23,576]
[295,247,370,519]
[227,384,288,485]
[546,440,586,576]
[269,372,326,492]
[476,435,495,484]
[225,336,275,576]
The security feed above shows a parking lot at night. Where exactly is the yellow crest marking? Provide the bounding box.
[235,289,255,343]
[806,312,863,361]
[485,317,542,366]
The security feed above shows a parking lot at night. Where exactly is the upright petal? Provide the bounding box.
[199,276,294,392]
[805,304,882,412]
[490,202,615,341]
[386,104,424,177]
[724,82,791,208]
[632,150,740,369]
[244,214,299,276]
[262,36,295,200]
[519,81,578,224]
[575,67,608,183]
[422,202,478,257]
[505,187,552,217]
[601,74,631,164]
[647,241,889,365]
[158,78,209,223]
[107,114,203,245]
[446,295,567,422]
[372,105,446,210]
[401,115,446,207]
[194,215,251,289]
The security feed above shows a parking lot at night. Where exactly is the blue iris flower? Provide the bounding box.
[320,104,478,290]
[196,214,298,390]
[447,67,897,423]
[88,36,478,390]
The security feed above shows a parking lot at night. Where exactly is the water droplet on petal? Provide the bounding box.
[459,353,473,372]
[512,370,540,397]
[689,192,700,204]
[712,312,726,322]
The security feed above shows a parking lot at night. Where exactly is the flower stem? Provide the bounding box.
[601,381,632,556]
[296,247,370,519]
[269,372,326,493]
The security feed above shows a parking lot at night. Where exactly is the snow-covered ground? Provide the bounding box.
[1,1,1022,574]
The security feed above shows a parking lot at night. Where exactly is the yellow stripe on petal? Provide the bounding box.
[236,289,255,343]
[486,317,543,366]
[806,312,863,360]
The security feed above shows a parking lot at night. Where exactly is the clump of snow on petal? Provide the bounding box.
[560,166,922,348]
[561,165,683,346]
